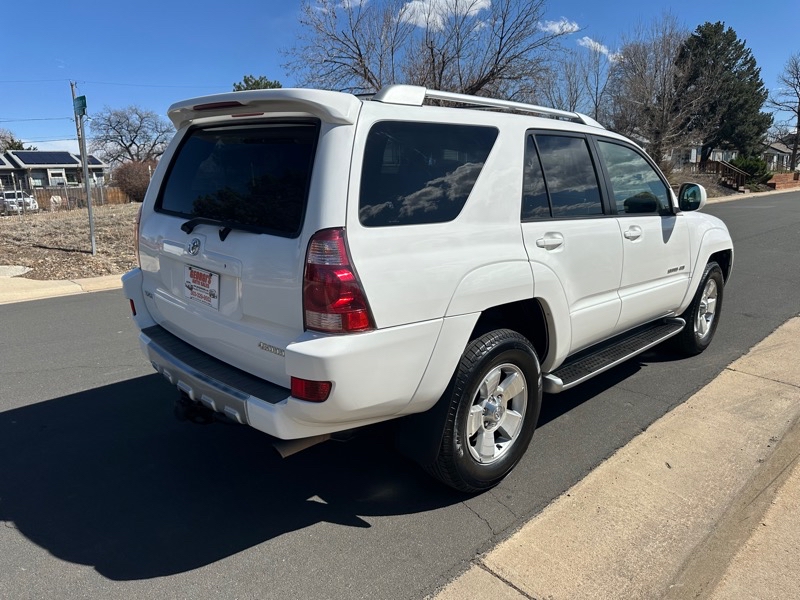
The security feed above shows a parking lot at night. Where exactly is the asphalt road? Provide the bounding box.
[1,191,799,600]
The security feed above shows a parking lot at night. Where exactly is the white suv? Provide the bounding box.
[2,190,38,214]
[122,86,733,492]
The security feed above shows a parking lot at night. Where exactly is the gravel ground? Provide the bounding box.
[0,203,139,280]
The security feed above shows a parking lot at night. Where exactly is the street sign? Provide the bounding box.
[73,95,87,116]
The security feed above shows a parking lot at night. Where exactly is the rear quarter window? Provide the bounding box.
[157,121,319,237]
[359,121,498,227]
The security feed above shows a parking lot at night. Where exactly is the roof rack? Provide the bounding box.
[371,85,603,128]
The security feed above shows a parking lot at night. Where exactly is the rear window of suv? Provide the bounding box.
[157,121,319,237]
[359,121,498,227]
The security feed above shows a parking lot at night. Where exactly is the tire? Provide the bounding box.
[425,329,542,493]
[673,261,724,356]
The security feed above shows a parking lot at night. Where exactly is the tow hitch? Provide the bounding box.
[173,391,348,458]
[174,392,231,425]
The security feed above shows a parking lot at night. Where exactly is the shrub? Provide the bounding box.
[731,156,773,185]
[113,160,157,202]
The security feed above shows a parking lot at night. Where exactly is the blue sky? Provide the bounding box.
[2,0,796,153]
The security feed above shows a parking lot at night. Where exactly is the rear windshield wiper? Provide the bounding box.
[180,217,263,241]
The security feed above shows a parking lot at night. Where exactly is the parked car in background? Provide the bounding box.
[2,190,38,214]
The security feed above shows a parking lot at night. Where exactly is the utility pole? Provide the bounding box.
[72,88,96,255]
[70,81,83,154]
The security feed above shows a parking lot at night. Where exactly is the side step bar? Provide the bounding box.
[543,318,685,394]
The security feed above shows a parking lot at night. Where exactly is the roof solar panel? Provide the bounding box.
[12,151,80,166]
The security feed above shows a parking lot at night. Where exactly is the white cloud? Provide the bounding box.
[538,17,580,35]
[399,0,491,30]
[29,140,80,154]
[577,36,621,62]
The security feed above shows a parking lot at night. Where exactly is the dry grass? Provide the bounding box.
[669,173,733,198]
[0,203,140,280]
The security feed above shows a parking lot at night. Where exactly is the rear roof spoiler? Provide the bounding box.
[167,89,363,128]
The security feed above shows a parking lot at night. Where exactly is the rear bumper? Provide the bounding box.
[123,268,445,439]
[140,324,288,426]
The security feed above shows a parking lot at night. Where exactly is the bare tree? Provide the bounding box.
[538,50,586,112]
[284,0,576,98]
[577,37,617,121]
[605,14,706,170]
[0,128,36,151]
[536,36,615,119]
[768,53,800,170]
[89,106,174,166]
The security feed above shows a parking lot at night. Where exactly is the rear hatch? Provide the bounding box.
[138,103,351,388]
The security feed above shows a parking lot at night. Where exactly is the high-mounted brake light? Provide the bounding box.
[303,228,375,333]
[192,101,244,111]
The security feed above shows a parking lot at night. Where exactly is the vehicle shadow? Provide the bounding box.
[0,375,463,581]
[32,243,91,254]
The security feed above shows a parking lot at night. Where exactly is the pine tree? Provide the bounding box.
[678,22,772,160]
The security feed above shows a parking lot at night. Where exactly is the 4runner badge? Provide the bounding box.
[258,342,285,357]
[187,238,201,256]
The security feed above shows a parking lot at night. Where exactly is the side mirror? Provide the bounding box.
[678,183,707,212]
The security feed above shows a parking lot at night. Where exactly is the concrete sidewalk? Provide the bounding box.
[433,316,800,600]
[0,272,121,305]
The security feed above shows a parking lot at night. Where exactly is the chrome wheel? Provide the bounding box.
[695,278,718,341]
[466,363,527,464]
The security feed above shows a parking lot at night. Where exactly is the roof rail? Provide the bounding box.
[371,85,604,128]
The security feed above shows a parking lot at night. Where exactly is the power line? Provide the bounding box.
[0,117,74,123]
[0,78,69,83]
[81,80,229,89]
[1,78,229,89]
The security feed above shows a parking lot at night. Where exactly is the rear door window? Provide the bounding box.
[157,122,319,237]
[533,134,603,218]
[359,121,498,227]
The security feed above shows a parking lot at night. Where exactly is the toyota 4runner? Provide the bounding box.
[122,85,733,492]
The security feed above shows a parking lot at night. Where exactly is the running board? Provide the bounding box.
[543,318,686,394]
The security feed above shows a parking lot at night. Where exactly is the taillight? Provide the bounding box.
[134,203,143,267]
[303,228,375,333]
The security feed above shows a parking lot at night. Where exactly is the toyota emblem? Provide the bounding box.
[187,238,201,256]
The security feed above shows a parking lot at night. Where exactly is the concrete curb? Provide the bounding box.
[0,274,122,305]
[433,316,800,600]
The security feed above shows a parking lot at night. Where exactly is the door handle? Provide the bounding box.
[624,227,642,241]
[536,234,564,250]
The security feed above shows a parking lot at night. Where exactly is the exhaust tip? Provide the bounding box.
[272,434,331,458]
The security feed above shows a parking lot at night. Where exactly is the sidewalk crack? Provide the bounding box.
[476,562,538,600]
[726,366,800,390]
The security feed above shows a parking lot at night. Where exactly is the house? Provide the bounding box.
[0,150,107,190]
[0,153,17,189]
[762,141,793,172]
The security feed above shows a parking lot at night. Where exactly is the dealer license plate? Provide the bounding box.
[184,265,220,310]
